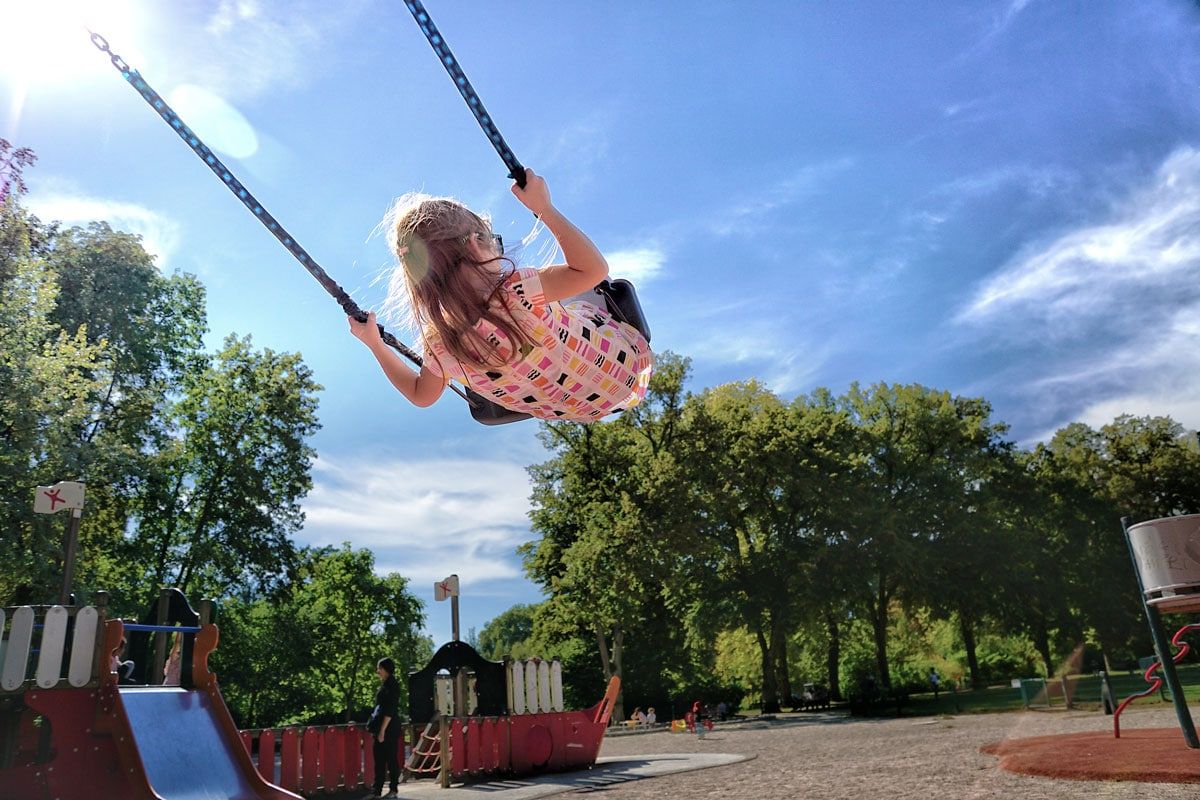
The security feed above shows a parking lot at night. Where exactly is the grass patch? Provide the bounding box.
[902,664,1200,716]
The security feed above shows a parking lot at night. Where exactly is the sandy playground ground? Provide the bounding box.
[595,705,1198,799]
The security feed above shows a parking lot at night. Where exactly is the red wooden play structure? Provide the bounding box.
[398,640,620,786]
[0,593,299,799]
[0,590,619,797]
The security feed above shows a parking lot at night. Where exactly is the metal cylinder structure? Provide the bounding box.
[1127,513,1200,614]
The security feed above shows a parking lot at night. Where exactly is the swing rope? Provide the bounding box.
[403,0,528,188]
[85,31,478,407]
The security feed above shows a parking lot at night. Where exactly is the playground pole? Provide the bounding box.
[58,508,82,606]
[33,481,85,606]
[1122,516,1200,748]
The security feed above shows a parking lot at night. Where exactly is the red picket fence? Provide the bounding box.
[239,724,409,795]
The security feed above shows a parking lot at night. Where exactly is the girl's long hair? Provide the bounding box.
[381,194,533,369]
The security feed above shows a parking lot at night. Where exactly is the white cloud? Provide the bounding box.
[957,147,1200,326]
[605,246,666,283]
[1042,301,1200,434]
[686,315,829,396]
[25,189,182,266]
[955,146,1200,439]
[711,158,854,237]
[299,455,533,589]
[159,0,370,103]
[525,111,615,192]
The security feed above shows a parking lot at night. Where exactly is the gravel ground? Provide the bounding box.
[595,706,1199,799]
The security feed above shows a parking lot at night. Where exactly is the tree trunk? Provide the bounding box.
[771,614,792,705]
[595,624,612,680]
[1033,617,1054,677]
[755,625,780,713]
[595,621,625,721]
[612,625,625,723]
[959,614,982,689]
[826,613,842,701]
[870,580,892,688]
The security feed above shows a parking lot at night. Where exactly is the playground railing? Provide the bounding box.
[238,723,410,795]
[0,602,107,694]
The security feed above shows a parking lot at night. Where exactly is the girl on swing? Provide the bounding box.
[349,168,654,422]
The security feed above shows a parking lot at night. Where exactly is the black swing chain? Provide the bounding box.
[403,1,527,188]
[86,31,479,407]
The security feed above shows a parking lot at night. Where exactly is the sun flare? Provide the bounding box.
[0,0,139,89]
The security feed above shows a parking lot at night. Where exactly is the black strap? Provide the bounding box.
[404,1,527,188]
[86,31,479,407]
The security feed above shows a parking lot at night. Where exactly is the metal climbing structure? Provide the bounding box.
[1118,513,1200,747]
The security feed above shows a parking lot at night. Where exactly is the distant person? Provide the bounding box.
[645,707,657,725]
[716,701,729,721]
[349,172,654,421]
[163,634,183,685]
[688,701,707,740]
[929,667,941,699]
[111,635,135,684]
[368,657,401,799]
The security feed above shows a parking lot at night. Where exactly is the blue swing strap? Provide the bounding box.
[403,4,652,347]
[85,31,480,409]
[404,0,527,188]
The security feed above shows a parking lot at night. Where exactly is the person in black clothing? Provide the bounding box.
[368,657,402,799]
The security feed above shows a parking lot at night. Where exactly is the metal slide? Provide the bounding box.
[119,687,297,800]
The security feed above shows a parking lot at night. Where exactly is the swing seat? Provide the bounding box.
[597,278,652,343]
[468,389,531,426]
[469,278,651,425]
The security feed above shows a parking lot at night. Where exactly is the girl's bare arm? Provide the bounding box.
[349,313,446,407]
[511,168,609,302]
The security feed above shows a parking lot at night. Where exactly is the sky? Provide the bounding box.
[3,0,1200,646]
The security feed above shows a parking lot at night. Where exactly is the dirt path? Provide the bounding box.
[596,706,1200,799]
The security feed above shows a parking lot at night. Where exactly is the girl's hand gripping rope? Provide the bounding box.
[510,167,553,217]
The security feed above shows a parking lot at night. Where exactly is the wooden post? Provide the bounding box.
[1060,675,1072,709]
[198,599,214,625]
[439,715,450,788]
[59,508,82,606]
[152,588,170,685]
[451,589,468,718]
[91,591,110,686]
[1100,671,1115,715]
[32,481,85,606]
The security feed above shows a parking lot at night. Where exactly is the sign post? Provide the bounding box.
[33,481,86,606]
[434,574,465,715]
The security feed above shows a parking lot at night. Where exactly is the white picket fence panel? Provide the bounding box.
[0,605,104,693]
[35,605,69,688]
[68,606,100,687]
[1,607,35,691]
[505,659,564,715]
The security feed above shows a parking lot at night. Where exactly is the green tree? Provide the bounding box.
[0,138,36,205]
[1027,415,1200,664]
[523,352,693,721]
[903,396,1016,688]
[0,225,105,601]
[833,383,1008,689]
[215,545,427,727]
[478,603,539,660]
[0,192,210,606]
[291,545,426,722]
[118,334,322,603]
[677,383,848,711]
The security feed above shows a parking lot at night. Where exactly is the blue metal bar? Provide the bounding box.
[122,624,201,634]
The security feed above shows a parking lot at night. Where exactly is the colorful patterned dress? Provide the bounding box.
[422,268,654,421]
